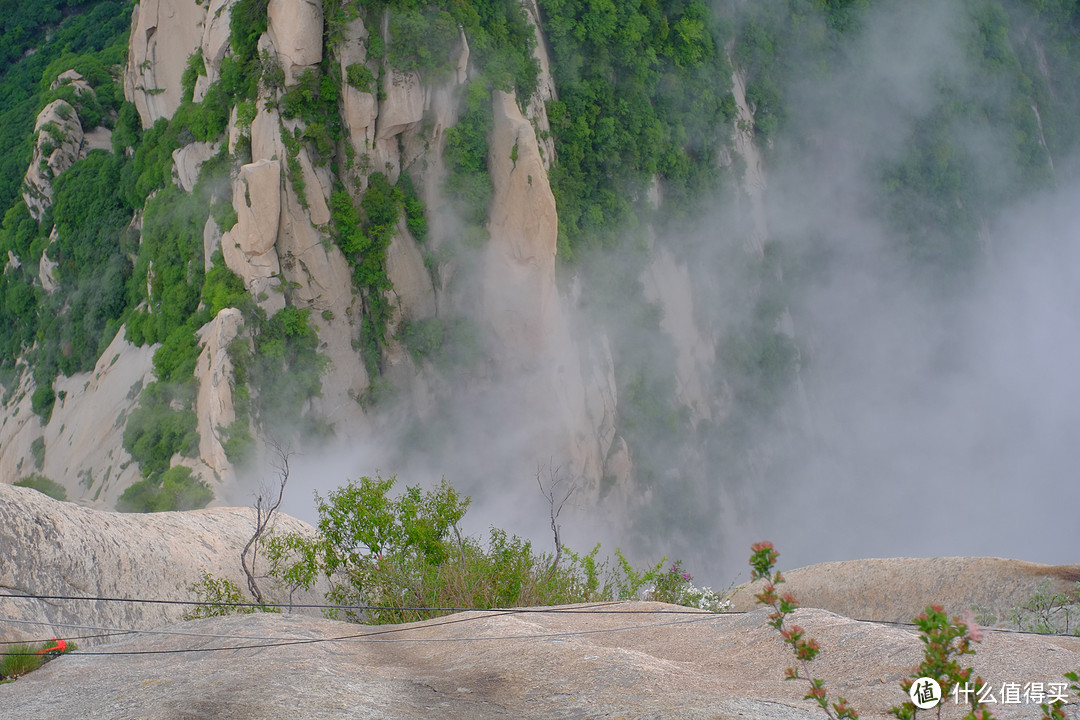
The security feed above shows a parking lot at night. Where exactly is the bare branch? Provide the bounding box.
[241,438,291,604]
[537,460,575,574]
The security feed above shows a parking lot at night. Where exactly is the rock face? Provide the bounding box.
[22,100,84,221]
[4,602,1079,719]
[267,0,324,85]
[171,140,219,192]
[0,327,155,509]
[0,484,325,643]
[729,556,1080,625]
[124,0,206,128]
[222,159,284,309]
[194,308,243,487]
[483,90,559,367]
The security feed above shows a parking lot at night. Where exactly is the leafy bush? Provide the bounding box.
[30,437,45,470]
[122,381,199,478]
[185,570,277,619]
[13,474,67,501]
[345,63,374,92]
[116,465,212,513]
[264,475,725,625]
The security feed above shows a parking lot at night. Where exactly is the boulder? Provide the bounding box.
[222,159,283,307]
[0,484,324,645]
[376,67,424,141]
[124,0,207,128]
[728,556,1080,626]
[250,99,286,163]
[267,0,324,85]
[171,140,220,192]
[22,100,83,221]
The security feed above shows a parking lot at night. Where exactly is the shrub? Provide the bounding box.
[14,474,67,501]
[116,465,212,513]
[0,644,43,680]
[30,436,45,470]
[345,63,374,92]
[264,475,726,625]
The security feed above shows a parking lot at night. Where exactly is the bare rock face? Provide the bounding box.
[0,327,155,509]
[203,215,221,271]
[171,140,219,192]
[222,159,284,310]
[521,0,557,168]
[728,556,1080,626]
[483,90,558,367]
[200,0,236,84]
[124,0,206,128]
[0,484,323,645]
[376,67,425,142]
[385,220,436,324]
[267,0,324,85]
[22,100,84,221]
[250,98,286,163]
[5,602,1080,719]
[275,162,371,431]
[194,308,243,487]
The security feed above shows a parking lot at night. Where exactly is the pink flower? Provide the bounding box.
[682,573,691,581]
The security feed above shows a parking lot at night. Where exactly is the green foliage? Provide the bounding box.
[116,465,212,513]
[31,384,56,421]
[245,305,330,434]
[399,316,483,369]
[0,643,43,680]
[30,436,45,470]
[265,475,725,625]
[185,570,277,619]
[345,63,375,92]
[398,172,427,242]
[1009,580,1080,635]
[13,474,67,501]
[122,381,199,478]
[0,0,131,213]
[538,0,731,257]
[387,6,461,78]
[443,79,493,233]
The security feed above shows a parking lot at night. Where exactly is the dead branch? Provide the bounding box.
[241,438,291,604]
[537,461,575,574]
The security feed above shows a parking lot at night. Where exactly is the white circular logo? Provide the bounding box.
[910,677,942,709]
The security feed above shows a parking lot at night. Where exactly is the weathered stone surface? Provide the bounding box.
[267,0,324,85]
[0,484,324,645]
[4,601,1079,719]
[203,215,221,272]
[22,100,83,221]
[483,90,558,367]
[729,556,1080,626]
[521,0,557,168]
[123,0,206,128]
[194,308,243,486]
[250,99,285,163]
[222,159,284,310]
[385,220,436,324]
[171,140,219,192]
[376,67,424,141]
[200,0,236,84]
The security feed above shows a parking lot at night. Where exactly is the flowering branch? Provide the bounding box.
[750,541,858,720]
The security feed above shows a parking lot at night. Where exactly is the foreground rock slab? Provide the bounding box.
[4,603,1079,719]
